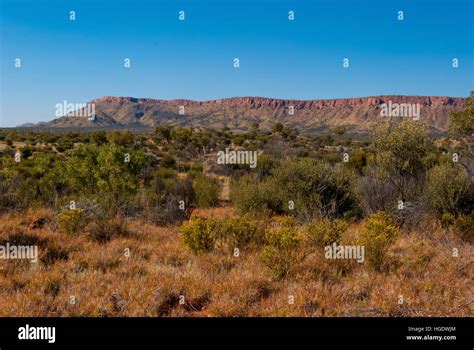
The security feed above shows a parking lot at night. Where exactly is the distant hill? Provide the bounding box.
[35,95,466,135]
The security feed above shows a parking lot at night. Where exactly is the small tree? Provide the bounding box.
[449,97,474,176]
[155,126,172,144]
[193,174,220,208]
[371,120,431,202]
[449,97,474,138]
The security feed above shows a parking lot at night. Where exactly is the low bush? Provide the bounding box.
[232,159,360,221]
[180,214,266,254]
[57,208,89,235]
[230,175,281,214]
[426,163,473,217]
[306,219,349,247]
[440,212,455,228]
[453,215,474,243]
[359,211,398,271]
[218,214,266,248]
[148,173,195,225]
[180,217,219,254]
[260,217,302,279]
[87,216,131,243]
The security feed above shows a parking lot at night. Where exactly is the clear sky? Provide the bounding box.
[1,0,473,126]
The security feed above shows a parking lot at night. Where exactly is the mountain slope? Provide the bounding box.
[42,95,466,134]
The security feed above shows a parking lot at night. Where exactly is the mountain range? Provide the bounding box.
[32,95,466,135]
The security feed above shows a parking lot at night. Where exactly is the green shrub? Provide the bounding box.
[106,130,135,147]
[332,126,346,135]
[193,175,220,208]
[272,216,300,228]
[218,214,265,248]
[272,123,284,133]
[372,120,430,179]
[0,152,67,210]
[453,215,474,243]
[189,162,204,173]
[231,175,281,214]
[57,208,89,235]
[64,144,147,214]
[254,154,277,180]
[232,159,360,221]
[272,159,359,220]
[160,155,176,168]
[260,217,302,279]
[449,97,474,138]
[440,212,455,229]
[365,120,430,214]
[359,211,398,271]
[180,214,266,254]
[20,146,35,159]
[347,149,368,175]
[426,163,473,216]
[306,219,349,247]
[180,217,219,254]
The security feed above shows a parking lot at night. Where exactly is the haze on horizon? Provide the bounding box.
[1,0,473,127]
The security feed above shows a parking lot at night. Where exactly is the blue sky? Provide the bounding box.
[1,0,473,126]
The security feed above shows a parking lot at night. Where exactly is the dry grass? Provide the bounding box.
[0,208,472,317]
